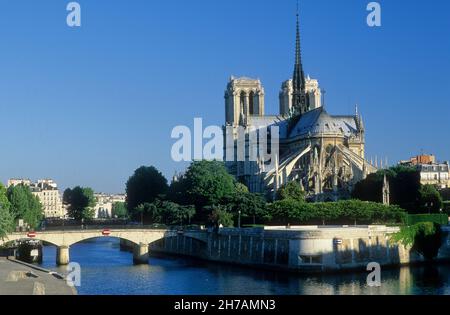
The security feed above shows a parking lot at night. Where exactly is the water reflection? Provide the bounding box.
[39,238,450,295]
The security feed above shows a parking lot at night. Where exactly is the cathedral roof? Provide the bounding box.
[247,115,289,137]
[288,107,358,139]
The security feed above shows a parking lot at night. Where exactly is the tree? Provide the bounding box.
[7,185,43,229]
[126,166,168,217]
[134,203,152,225]
[269,199,314,225]
[419,185,443,213]
[133,200,195,226]
[167,161,272,225]
[167,161,236,223]
[352,173,383,203]
[172,161,236,210]
[63,188,72,206]
[392,166,421,212]
[0,184,13,238]
[25,194,44,229]
[352,166,421,213]
[223,191,268,225]
[392,222,443,261]
[413,223,443,260]
[234,183,249,194]
[64,186,96,221]
[158,201,195,226]
[268,199,406,225]
[112,202,128,219]
[208,205,234,228]
[7,185,29,220]
[277,181,305,202]
[440,188,450,201]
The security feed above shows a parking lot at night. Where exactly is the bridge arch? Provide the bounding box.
[0,234,61,248]
[1,229,208,265]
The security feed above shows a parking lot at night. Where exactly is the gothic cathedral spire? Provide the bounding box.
[292,1,308,115]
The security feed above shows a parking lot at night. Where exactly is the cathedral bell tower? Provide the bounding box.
[224,77,265,126]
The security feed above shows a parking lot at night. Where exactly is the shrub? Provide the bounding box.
[268,199,407,225]
[207,206,234,228]
[443,201,450,215]
[391,222,443,260]
[276,182,305,202]
[406,214,448,226]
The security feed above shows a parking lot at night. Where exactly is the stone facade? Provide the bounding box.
[400,155,450,188]
[418,163,449,188]
[151,226,450,273]
[7,178,65,219]
[93,193,126,219]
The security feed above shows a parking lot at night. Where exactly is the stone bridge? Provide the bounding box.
[0,229,208,265]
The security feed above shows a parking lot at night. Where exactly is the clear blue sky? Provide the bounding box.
[0,0,449,193]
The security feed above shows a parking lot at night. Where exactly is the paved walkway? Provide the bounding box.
[0,258,76,295]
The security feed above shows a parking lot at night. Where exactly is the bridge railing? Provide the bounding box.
[36,224,206,232]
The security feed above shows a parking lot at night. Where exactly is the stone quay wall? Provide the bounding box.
[150,225,450,273]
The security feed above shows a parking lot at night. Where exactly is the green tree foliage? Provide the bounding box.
[419,185,443,213]
[441,189,450,215]
[269,199,314,225]
[351,173,383,202]
[168,161,237,222]
[223,191,269,225]
[392,222,443,260]
[134,201,195,226]
[7,185,29,220]
[157,201,195,226]
[175,161,236,208]
[352,166,421,213]
[405,214,448,226]
[440,188,450,201]
[111,202,128,219]
[277,181,305,202]
[63,187,96,221]
[207,205,234,228]
[0,184,14,238]
[235,183,249,194]
[269,199,406,225]
[7,185,43,228]
[443,201,450,215]
[126,166,168,218]
[134,203,151,225]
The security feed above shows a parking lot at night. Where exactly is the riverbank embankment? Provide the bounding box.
[148,225,450,273]
[0,257,76,295]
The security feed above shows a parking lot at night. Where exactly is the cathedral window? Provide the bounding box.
[249,91,255,115]
[240,91,246,113]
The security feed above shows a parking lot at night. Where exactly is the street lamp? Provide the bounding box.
[427,202,434,214]
[238,210,241,229]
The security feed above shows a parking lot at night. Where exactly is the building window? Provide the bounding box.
[299,255,323,264]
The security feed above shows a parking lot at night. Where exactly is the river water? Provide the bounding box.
[39,238,450,295]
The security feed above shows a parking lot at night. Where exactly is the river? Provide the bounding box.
[39,238,450,295]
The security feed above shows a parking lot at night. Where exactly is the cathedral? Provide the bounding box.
[224,9,377,201]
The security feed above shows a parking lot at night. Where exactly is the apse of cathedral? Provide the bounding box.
[224,9,377,201]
